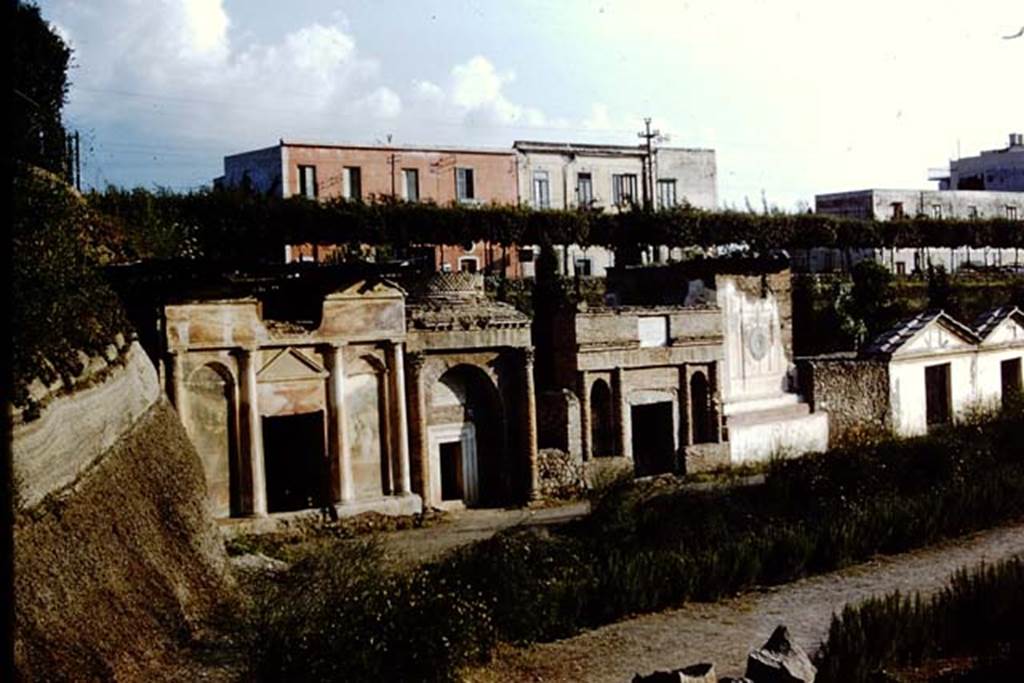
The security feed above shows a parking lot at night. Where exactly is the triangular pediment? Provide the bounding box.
[326,278,406,300]
[896,319,976,356]
[258,348,327,381]
[980,314,1024,346]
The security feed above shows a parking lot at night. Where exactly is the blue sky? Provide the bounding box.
[40,0,1023,209]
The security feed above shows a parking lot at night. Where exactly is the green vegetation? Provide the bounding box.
[245,409,1024,680]
[12,167,130,408]
[13,1,72,177]
[88,186,1024,265]
[815,557,1024,683]
[792,270,1024,354]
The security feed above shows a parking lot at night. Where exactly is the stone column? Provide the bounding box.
[326,343,354,504]
[522,348,540,500]
[238,348,267,517]
[406,352,429,502]
[578,371,592,461]
[387,342,412,496]
[169,351,187,421]
[678,365,691,447]
[612,367,632,459]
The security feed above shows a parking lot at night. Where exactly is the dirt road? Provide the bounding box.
[464,522,1024,682]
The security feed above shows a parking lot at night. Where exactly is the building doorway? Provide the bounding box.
[439,441,465,502]
[431,365,504,506]
[1002,358,1022,408]
[925,363,952,428]
[590,379,615,457]
[690,371,715,444]
[262,411,327,513]
[631,402,675,477]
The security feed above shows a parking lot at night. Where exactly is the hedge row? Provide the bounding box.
[88,187,1024,263]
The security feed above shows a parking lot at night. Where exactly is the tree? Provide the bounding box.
[13,1,72,175]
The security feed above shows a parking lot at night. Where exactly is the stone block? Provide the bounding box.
[633,662,716,683]
[745,625,816,683]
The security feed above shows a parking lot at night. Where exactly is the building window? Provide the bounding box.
[298,165,317,199]
[458,256,479,273]
[518,246,535,263]
[931,205,942,219]
[657,179,677,208]
[456,167,475,202]
[402,168,419,202]
[890,202,904,220]
[532,170,551,209]
[577,172,594,207]
[967,206,979,220]
[344,167,362,200]
[612,173,638,207]
[574,258,592,276]
[1008,206,1019,221]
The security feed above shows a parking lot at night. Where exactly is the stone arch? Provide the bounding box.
[186,362,242,517]
[590,379,615,457]
[690,371,714,445]
[431,363,506,506]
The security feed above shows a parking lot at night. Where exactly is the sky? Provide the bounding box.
[39,0,1023,209]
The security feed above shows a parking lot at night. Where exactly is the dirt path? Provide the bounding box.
[464,522,1024,682]
[382,501,591,565]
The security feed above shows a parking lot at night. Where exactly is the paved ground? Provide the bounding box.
[462,522,1024,682]
[382,501,591,565]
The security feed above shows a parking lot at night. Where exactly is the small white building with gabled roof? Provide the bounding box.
[830,308,1024,438]
[972,306,1024,409]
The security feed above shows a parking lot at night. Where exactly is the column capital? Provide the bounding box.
[521,346,536,366]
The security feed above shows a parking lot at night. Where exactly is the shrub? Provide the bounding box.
[815,557,1024,683]
[244,538,495,682]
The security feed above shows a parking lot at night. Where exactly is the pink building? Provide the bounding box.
[222,141,523,276]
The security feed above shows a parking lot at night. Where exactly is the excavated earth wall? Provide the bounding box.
[12,343,231,681]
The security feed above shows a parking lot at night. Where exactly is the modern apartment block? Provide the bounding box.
[222,137,719,278]
[933,133,1024,192]
[222,140,520,275]
[513,140,718,277]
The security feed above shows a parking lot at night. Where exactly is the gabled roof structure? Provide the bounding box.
[972,306,1024,341]
[862,310,981,359]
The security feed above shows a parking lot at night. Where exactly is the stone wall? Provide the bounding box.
[537,448,586,499]
[13,352,230,679]
[798,356,891,445]
[537,389,582,459]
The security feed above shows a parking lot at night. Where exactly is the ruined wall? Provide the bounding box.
[537,389,582,459]
[13,348,230,680]
[798,357,891,445]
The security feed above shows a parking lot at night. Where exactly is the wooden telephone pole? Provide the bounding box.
[637,118,659,211]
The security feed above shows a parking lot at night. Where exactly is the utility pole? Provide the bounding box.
[637,118,659,211]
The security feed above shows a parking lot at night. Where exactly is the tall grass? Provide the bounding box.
[246,409,1024,680]
[815,557,1024,683]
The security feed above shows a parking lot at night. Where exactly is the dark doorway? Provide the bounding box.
[925,363,952,428]
[590,379,615,457]
[262,411,327,513]
[631,402,675,477]
[1002,358,1022,408]
[439,441,465,502]
[690,371,714,444]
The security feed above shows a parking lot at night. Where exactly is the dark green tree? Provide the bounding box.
[926,264,960,317]
[13,1,72,175]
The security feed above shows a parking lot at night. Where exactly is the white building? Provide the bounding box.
[933,133,1024,192]
[861,308,1024,436]
[803,188,1024,274]
[513,140,718,278]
